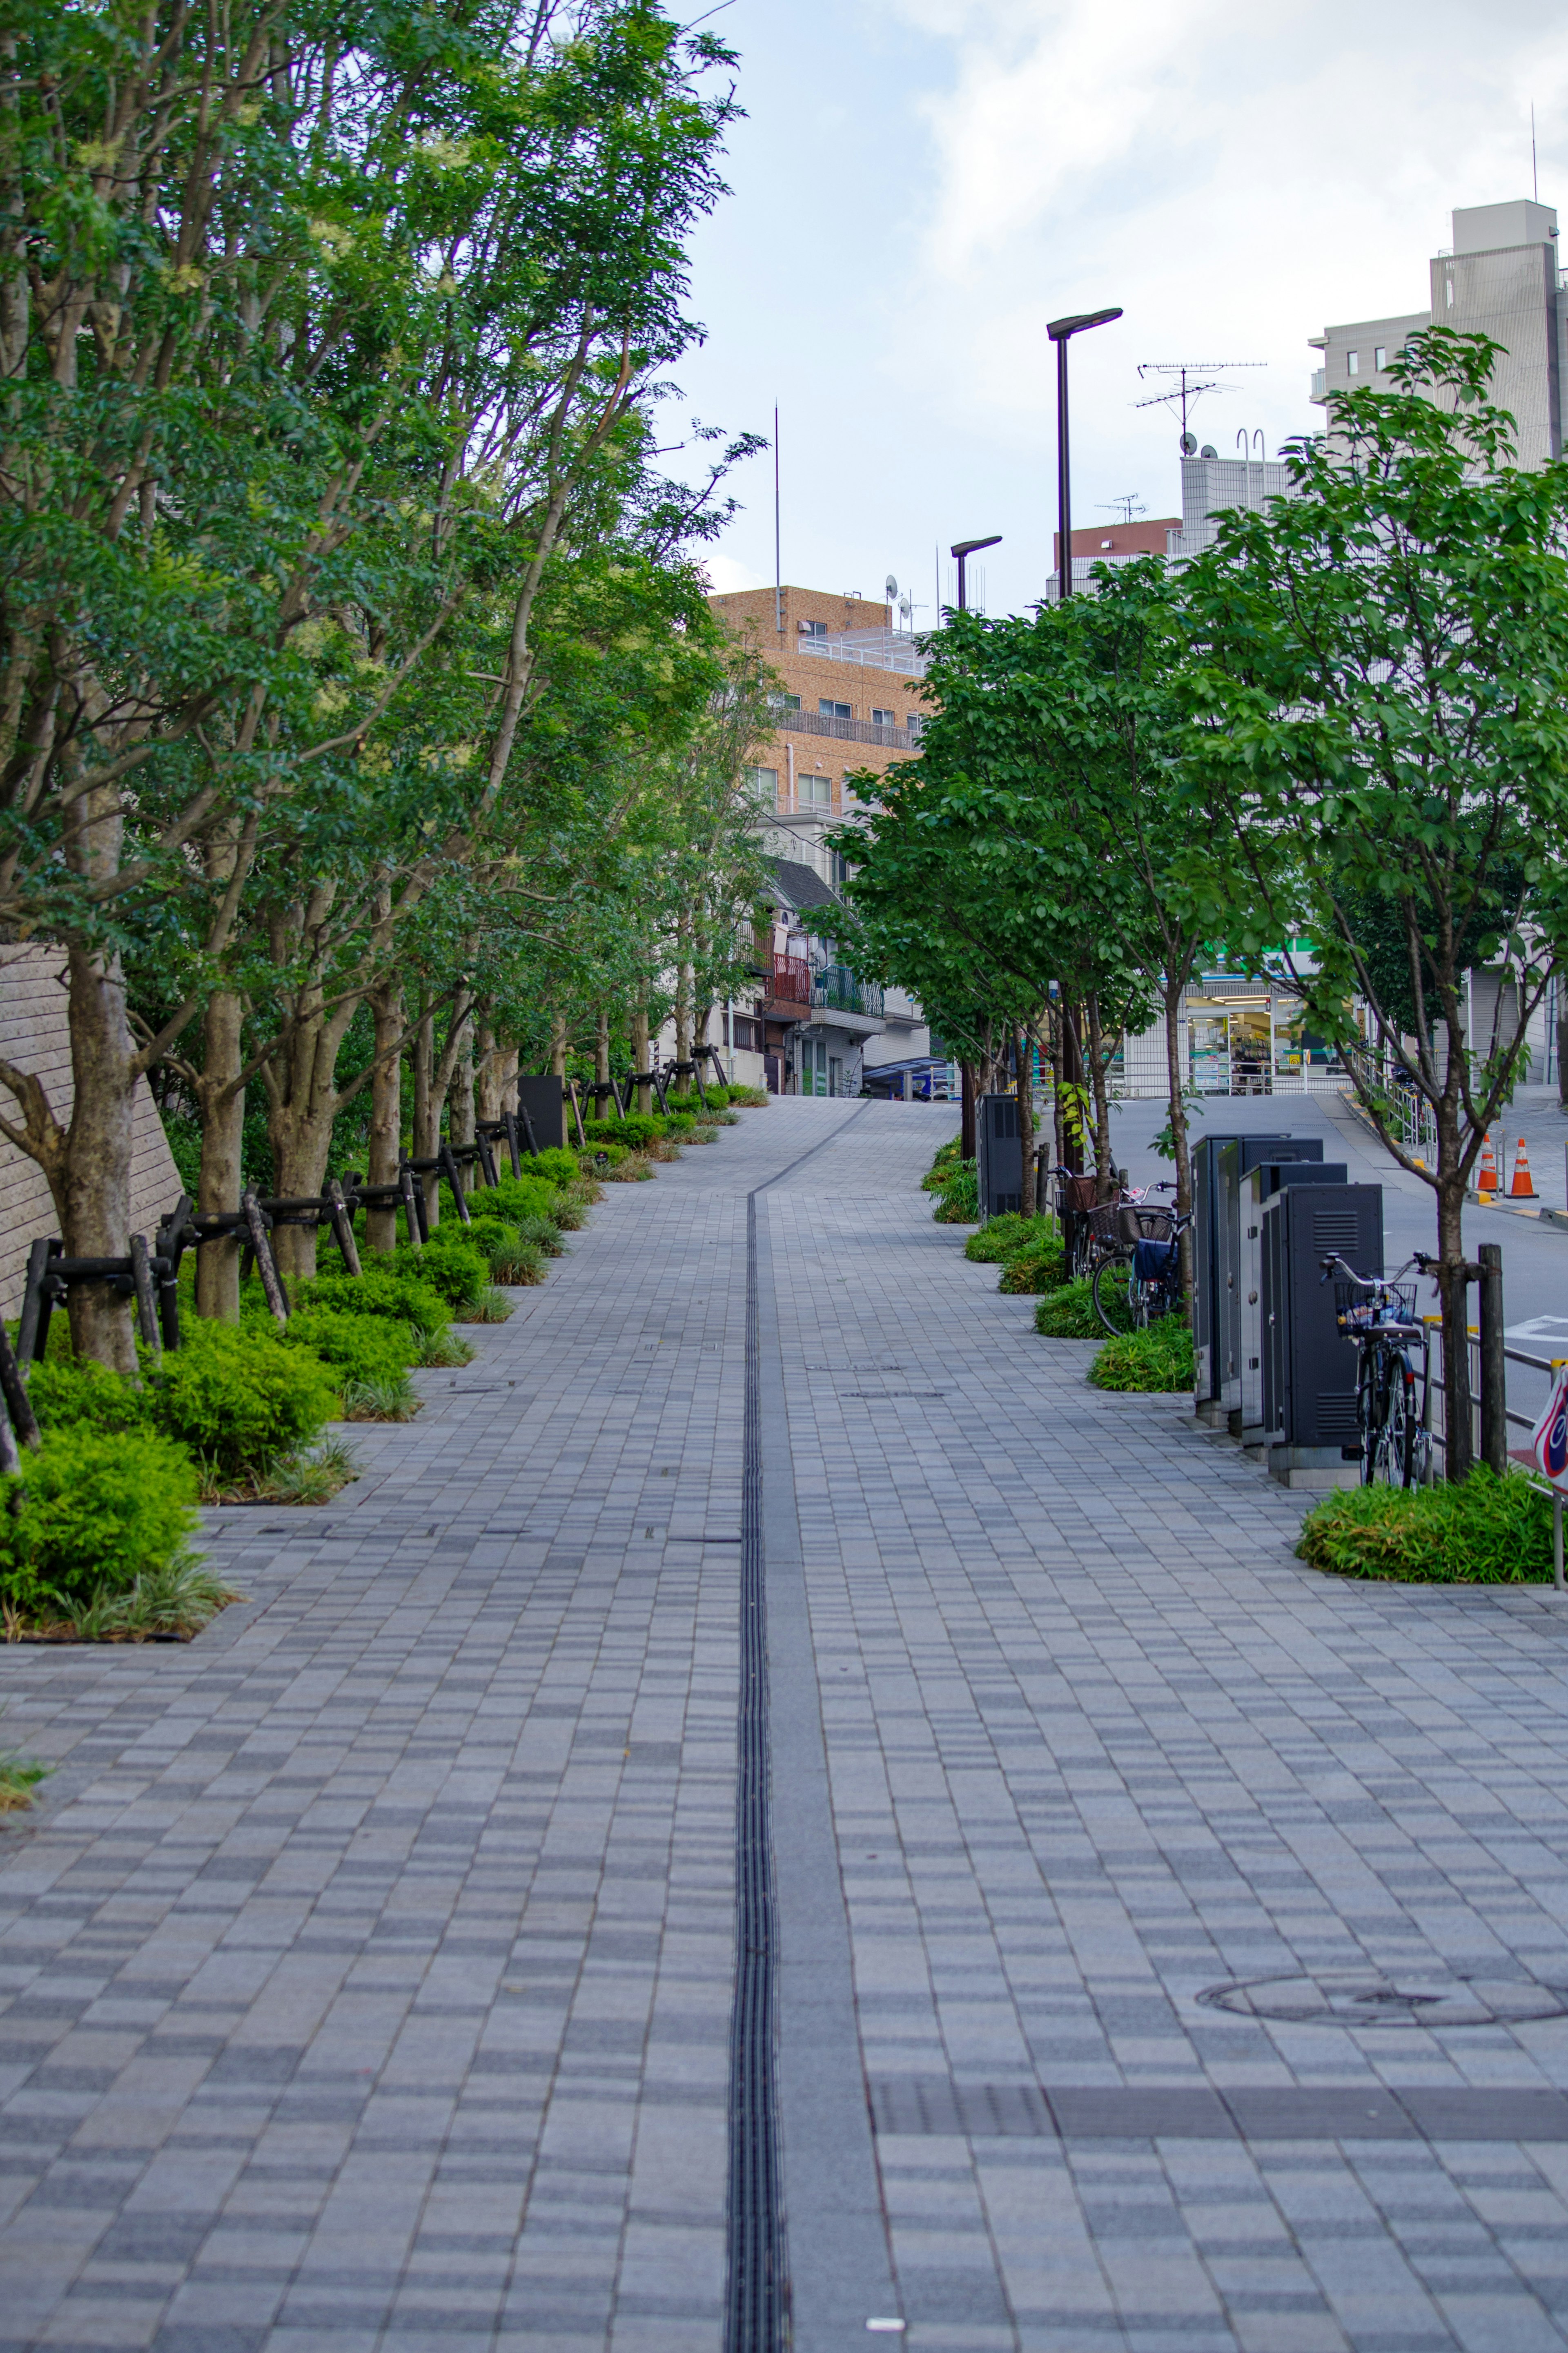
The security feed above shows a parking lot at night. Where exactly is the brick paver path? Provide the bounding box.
[7,1100,1568,2352]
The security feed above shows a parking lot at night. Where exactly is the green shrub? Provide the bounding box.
[397,1232,489,1309]
[965,1212,1059,1263]
[1089,1317,1196,1391]
[0,1426,200,1617]
[483,1173,569,1224]
[512,1214,564,1258]
[519,1147,583,1187]
[584,1113,663,1151]
[149,1321,339,1482]
[282,1308,416,1389]
[724,1084,768,1107]
[1297,1466,1555,1582]
[27,1358,146,1434]
[998,1245,1067,1295]
[296,1268,451,1349]
[1033,1279,1102,1338]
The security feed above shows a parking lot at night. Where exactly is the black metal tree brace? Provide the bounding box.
[17,1233,180,1365]
[400,1146,473,1225]
[156,1191,290,1321]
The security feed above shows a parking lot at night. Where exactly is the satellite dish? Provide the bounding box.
[885,573,898,600]
[1199,443,1218,459]
[1180,430,1198,456]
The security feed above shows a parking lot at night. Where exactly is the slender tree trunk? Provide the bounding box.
[549,1013,568,1079]
[595,1008,610,1090]
[366,979,403,1258]
[447,1013,475,1199]
[1437,1166,1473,1481]
[195,990,246,1320]
[674,939,693,1096]
[1087,993,1115,1195]
[1016,1028,1036,1218]
[476,1020,504,1123]
[1048,1013,1066,1175]
[61,943,139,1371]
[1162,975,1194,1309]
[412,1004,439,1227]
[960,1059,976,1161]
[264,1002,357,1280]
[1060,1001,1085,1174]
[633,1003,651,1116]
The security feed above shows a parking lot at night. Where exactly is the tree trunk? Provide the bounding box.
[1048,1014,1066,1175]
[447,1013,475,1200]
[549,1013,568,1079]
[365,979,403,1258]
[1162,975,1194,1308]
[960,1059,976,1161]
[412,1004,439,1227]
[633,1004,651,1116]
[674,946,693,1096]
[1086,993,1115,1195]
[595,1007,610,1090]
[195,990,245,1320]
[1016,1028,1036,1218]
[476,1020,506,1123]
[61,946,139,1371]
[264,1010,347,1281]
[1060,1000,1085,1174]
[1437,1173,1473,1481]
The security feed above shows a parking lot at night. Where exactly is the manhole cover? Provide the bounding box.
[1198,1972,1568,2028]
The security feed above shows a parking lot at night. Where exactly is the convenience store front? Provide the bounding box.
[1184,980,1346,1095]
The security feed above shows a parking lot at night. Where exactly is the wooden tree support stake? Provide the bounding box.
[129,1234,162,1362]
[0,1321,40,1461]
[399,1164,427,1249]
[327,1180,363,1277]
[243,1192,289,1324]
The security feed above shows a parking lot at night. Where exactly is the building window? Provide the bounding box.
[871,707,895,727]
[801,774,833,805]
[1346,348,1359,376]
[907,714,924,739]
[1445,276,1454,310]
[1374,345,1387,370]
[819,699,851,720]
[830,850,848,888]
[800,618,828,639]
[770,691,800,713]
[744,765,778,806]
[731,1016,762,1053]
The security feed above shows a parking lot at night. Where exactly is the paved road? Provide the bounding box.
[6,1100,1568,2351]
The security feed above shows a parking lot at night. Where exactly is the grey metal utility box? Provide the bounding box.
[1262,1182,1384,1486]
[977,1093,1023,1219]
[1238,1163,1347,1443]
[1218,1136,1324,1416]
[516,1075,566,1153]
[1193,1134,1247,1410]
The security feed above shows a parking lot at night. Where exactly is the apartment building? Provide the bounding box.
[707,583,928,885]
[1310,198,1566,464]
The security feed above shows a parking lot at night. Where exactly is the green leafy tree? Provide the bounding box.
[1180,326,1568,1476]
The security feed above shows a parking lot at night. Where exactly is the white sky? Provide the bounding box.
[671,0,1568,620]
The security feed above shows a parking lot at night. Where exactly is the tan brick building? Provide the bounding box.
[707,583,927,883]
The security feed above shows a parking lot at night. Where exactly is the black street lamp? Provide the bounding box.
[1046,306,1122,601]
[949,534,1002,613]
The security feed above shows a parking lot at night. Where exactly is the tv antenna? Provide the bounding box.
[1135,360,1266,445]
[1098,494,1147,524]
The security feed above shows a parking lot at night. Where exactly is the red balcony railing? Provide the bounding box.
[769,952,811,1006]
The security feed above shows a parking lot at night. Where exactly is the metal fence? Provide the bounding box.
[813,965,884,1018]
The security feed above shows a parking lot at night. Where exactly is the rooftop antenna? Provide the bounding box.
[1135,360,1266,446]
[1098,494,1147,524]
[1533,102,1539,203]
[773,402,782,636]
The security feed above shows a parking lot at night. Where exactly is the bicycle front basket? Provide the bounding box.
[1333,1278,1418,1335]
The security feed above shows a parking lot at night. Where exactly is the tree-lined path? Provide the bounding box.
[7,1100,1568,2352]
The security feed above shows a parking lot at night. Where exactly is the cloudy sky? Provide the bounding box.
[671,0,1568,620]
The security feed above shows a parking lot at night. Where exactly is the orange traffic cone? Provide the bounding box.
[1477,1133,1498,1196]
[1511,1136,1537,1198]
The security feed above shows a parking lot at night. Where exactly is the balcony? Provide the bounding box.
[1309,368,1326,404]
[759,951,812,1023]
[813,965,884,1021]
[796,628,928,678]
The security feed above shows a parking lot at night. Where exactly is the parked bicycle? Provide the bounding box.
[1321,1251,1436,1488]
[1091,1185,1193,1335]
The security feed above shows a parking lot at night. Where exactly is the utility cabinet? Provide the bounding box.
[1261,1182,1384,1486]
[515,1075,566,1153]
[1238,1163,1347,1443]
[1218,1137,1324,1417]
[977,1093,1023,1219]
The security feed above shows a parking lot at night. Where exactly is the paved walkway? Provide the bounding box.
[6,1101,1568,2351]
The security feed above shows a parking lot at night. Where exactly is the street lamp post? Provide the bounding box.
[949,533,1002,613]
[1045,306,1120,1179]
[1046,306,1122,601]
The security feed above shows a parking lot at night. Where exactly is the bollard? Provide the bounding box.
[1477,1241,1507,1476]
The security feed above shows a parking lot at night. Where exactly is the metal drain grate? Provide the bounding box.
[1198,1972,1568,2028]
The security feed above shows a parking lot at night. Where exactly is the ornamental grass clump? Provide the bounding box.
[1032,1279,1102,1338]
[998,1244,1067,1295]
[1297,1467,1554,1582]
[964,1212,1059,1264]
[932,1159,979,1223]
[1089,1318,1196,1392]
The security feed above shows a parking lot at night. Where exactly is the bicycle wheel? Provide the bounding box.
[1092,1251,1140,1336]
[1370,1356,1417,1488]
[1357,1349,1382,1486]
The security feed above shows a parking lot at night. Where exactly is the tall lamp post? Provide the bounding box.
[1046,306,1121,601]
[948,534,1001,1161]
[1046,305,1120,1177]
[949,533,1002,613]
